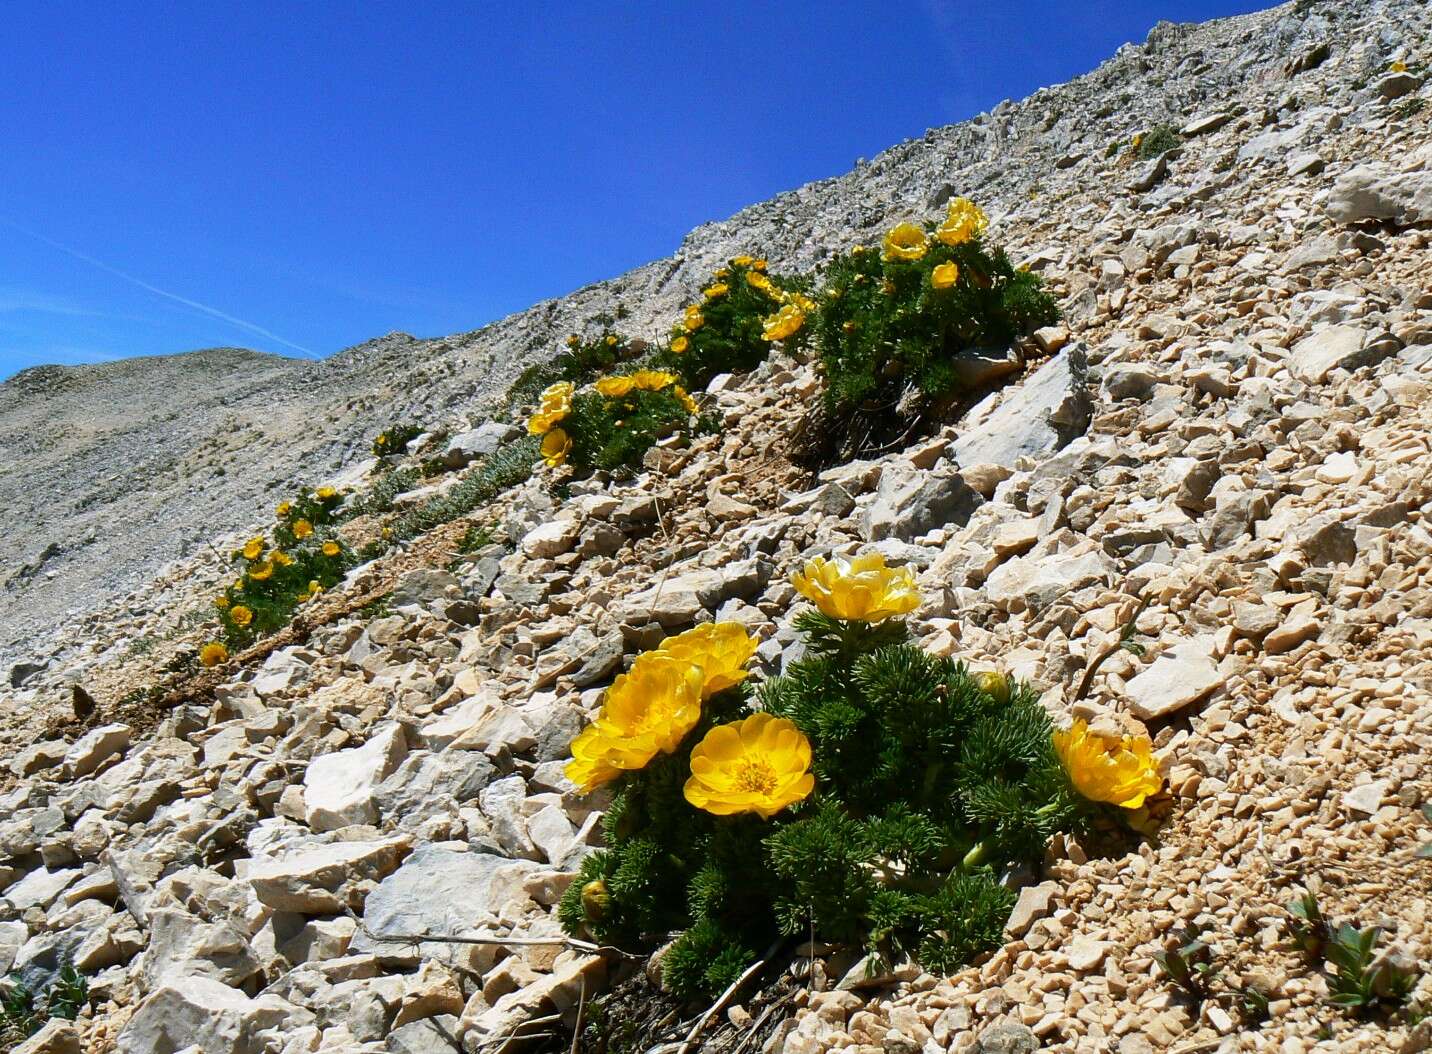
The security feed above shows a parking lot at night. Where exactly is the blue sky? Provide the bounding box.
[0,1,1271,380]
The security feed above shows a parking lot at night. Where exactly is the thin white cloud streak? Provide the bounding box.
[0,287,100,317]
[0,215,321,359]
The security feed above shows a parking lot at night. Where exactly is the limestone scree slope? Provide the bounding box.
[1,1,1432,1052]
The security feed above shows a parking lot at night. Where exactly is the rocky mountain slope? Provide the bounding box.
[1,0,1431,1051]
[3,0,1415,681]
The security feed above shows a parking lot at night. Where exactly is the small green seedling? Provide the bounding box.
[1325,923,1417,1014]
[1287,891,1332,961]
[1154,925,1221,1001]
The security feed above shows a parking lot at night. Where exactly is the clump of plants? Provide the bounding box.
[525,371,708,473]
[1153,923,1271,1024]
[387,435,540,541]
[371,423,423,459]
[1285,892,1421,1017]
[557,554,1163,999]
[655,256,815,391]
[1,963,89,1044]
[206,485,354,655]
[506,325,642,411]
[808,198,1058,458]
[1133,124,1181,160]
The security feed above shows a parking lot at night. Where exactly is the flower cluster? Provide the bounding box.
[525,381,575,466]
[559,552,1163,999]
[563,623,785,805]
[659,256,814,390]
[526,371,704,472]
[808,196,1059,461]
[212,485,354,649]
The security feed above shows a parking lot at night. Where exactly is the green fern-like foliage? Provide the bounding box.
[812,226,1058,418]
[654,258,813,391]
[560,383,700,471]
[505,326,639,410]
[557,608,1087,1000]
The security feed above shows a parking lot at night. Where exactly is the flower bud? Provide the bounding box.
[581,879,611,921]
[973,670,1011,706]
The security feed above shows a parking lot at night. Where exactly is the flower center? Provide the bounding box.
[734,757,778,795]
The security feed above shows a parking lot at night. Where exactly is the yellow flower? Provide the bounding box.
[671,335,690,354]
[595,375,636,398]
[762,304,805,342]
[605,334,618,346]
[752,259,768,271]
[883,222,929,262]
[1131,132,1144,150]
[308,579,323,595]
[230,604,254,627]
[564,653,706,792]
[1053,719,1163,809]
[935,197,989,246]
[791,554,921,622]
[541,428,572,467]
[630,369,677,391]
[684,713,814,819]
[322,540,342,557]
[567,333,581,347]
[781,291,817,314]
[703,283,729,300]
[316,486,338,501]
[293,519,313,540]
[275,501,292,518]
[248,561,274,582]
[745,271,775,296]
[527,382,574,435]
[675,386,699,415]
[1389,60,1408,73]
[931,262,960,289]
[657,622,758,697]
[214,595,230,609]
[242,537,265,561]
[730,254,755,267]
[684,306,704,332]
[199,642,229,668]
[271,550,294,567]
[541,381,575,405]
